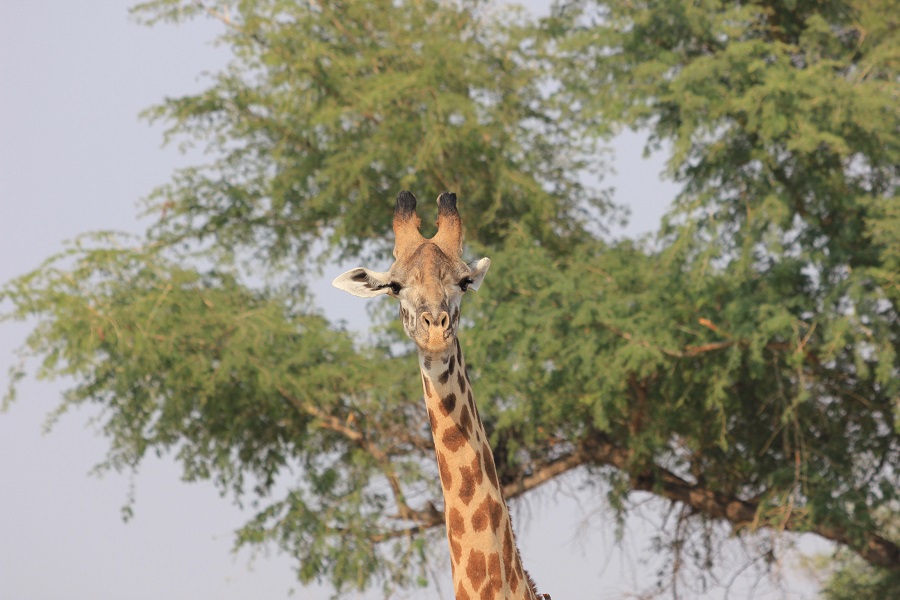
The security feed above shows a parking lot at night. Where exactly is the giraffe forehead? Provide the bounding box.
[393,242,466,287]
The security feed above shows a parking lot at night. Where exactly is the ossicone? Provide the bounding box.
[396,190,418,218]
[393,190,424,259]
[432,191,463,257]
[437,191,458,216]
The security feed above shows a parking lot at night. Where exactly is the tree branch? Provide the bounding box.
[581,431,900,570]
[369,445,594,543]
[278,388,424,523]
[502,445,593,501]
[278,390,898,569]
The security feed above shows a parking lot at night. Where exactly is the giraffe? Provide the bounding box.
[333,191,549,600]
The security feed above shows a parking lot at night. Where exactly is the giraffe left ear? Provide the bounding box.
[332,268,393,298]
[465,257,491,291]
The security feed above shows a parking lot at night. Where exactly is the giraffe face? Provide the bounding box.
[332,191,490,355]
[389,241,488,354]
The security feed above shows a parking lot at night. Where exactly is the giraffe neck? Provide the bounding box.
[419,340,539,600]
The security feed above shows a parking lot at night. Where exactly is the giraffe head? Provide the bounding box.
[332,190,490,355]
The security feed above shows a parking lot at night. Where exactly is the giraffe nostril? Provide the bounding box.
[420,311,451,331]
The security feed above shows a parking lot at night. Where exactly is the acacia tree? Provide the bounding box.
[2,0,898,596]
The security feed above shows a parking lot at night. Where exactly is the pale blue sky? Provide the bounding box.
[1,2,824,599]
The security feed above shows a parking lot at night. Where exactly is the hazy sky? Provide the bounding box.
[1,2,824,599]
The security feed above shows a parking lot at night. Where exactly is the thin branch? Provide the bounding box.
[581,430,900,570]
[503,447,592,501]
[600,322,684,358]
[278,388,420,522]
[684,340,734,356]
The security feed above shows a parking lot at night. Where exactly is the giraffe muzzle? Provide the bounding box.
[418,310,454,351]
[420,310,450,331]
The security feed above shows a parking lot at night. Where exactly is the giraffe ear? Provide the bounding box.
[465,257,490,292]
[332,268,393,298]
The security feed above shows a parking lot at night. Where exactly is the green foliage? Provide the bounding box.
[551,0,899,567]
[815,512,900,598]
[3,0,899,596]
[2,234,433,591]
[821,556,900,600]
[132,0,604,266]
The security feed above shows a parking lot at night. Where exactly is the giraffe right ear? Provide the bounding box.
[332,268,394,298]
[465,257,491,291]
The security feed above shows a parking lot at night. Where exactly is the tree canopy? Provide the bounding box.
[3,0,898,596]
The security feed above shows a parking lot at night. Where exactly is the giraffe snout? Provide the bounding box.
[417,304,455,353]
[420,310,450,332]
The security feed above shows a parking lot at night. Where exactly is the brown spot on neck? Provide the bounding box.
[440,392,457,415]
[442,424,467,452]
[483,553,503,599]
[458,404,472,436]
[438,451,452,488]
[471,495,502,532]
[503,527,514,582]
[483,441,499,489]
[458,452,481,505]
[465,549,487,592]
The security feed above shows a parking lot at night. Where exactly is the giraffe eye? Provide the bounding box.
[459,277,473,292]
[387,282,402,295]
